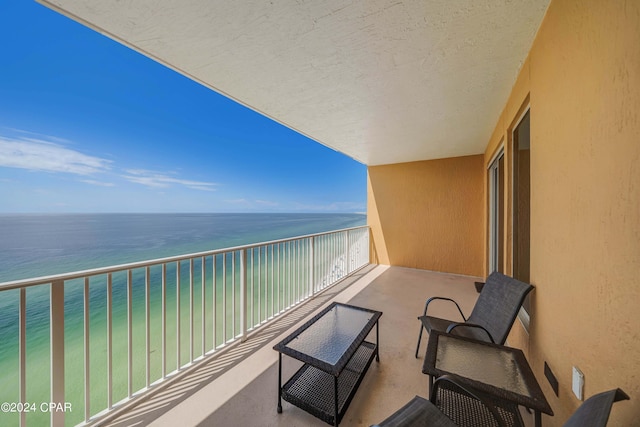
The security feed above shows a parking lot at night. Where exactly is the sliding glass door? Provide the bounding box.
[488,149,505,274]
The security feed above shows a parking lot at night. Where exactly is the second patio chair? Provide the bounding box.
[415,272,533,357]
[373,384,629,427]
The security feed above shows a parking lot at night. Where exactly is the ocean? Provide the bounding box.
[0,213,366,283]
[0,213,366,426]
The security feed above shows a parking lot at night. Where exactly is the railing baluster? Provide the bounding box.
[325,234,329,285]
[145,266,150,388]
[127,269,133,398]
[265,246,268,319]
[322,235,326,289]
[271,244,274,319]
[335,233,338,281]
[263,246,266,321]
[298,240,301,302]
[83,278,90,421]
[277,243,281,314]
[337,233,340,280]
[294,240,298,303]
[232,252,236,339]
[240,249,247,342]
[222,253,226,344]
[162,264,167,379]
[287,241,291,308]
[258,246,261,323]
[190,258,194,363]
[212,255,217,350]
[250,248,256,326]
[325,234,329,288]
[309,236,315,297]
[19,287,26,427]
[106,274,113,410]
[333,233,337,282]
[176,261,181,370]
[201,256,206,357]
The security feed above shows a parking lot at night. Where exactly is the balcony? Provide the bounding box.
[2,226,519,427]
[9,1,639,425]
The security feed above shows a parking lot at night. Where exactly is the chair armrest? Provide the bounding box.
[446,322,495,343]
[421,297,467,320]
[432,375,509,427]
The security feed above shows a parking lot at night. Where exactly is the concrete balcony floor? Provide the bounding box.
[101,265,532,427]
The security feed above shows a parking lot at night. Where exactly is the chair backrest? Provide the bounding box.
[467,271,533,345]
[563,388,629,427]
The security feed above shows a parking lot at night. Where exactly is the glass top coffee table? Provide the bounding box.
[423,330,553,427]
[273,302,382,426]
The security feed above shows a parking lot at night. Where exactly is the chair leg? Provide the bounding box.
[415,323,424,358]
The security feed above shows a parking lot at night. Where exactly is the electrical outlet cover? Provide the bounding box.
[572,367,584,400]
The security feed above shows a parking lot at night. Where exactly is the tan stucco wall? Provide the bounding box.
[367,155,484,277]
[484,0,640,424]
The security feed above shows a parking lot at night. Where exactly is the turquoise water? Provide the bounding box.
[0,213,366,426]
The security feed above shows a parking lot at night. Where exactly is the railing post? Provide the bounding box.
[50,279,65,427]
[19,288,26,427]
[309,236,315,297]
[240,248,248,342]
[127,270,133,398]
[83,278,91,423]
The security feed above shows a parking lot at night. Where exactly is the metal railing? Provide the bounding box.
[0,226,369,426]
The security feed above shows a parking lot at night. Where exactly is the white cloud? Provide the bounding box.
[0,130,219,195]
[0,136,111,175]
[122,169,217,191]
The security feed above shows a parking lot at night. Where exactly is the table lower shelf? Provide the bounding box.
[281,341,377,426]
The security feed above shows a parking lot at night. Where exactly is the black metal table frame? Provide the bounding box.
[273,302,382,426]
[422,330,553,427]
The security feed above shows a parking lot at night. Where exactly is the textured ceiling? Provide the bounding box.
[39,0,549,166]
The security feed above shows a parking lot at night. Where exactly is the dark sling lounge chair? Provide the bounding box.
[415,272,533,358]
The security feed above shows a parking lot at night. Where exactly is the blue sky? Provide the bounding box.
[0,1,366,213]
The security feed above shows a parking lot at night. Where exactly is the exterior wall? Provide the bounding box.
[485,0,640,424]
[367,155,484,277]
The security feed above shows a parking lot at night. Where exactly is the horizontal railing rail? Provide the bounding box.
[0,226,369,427]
